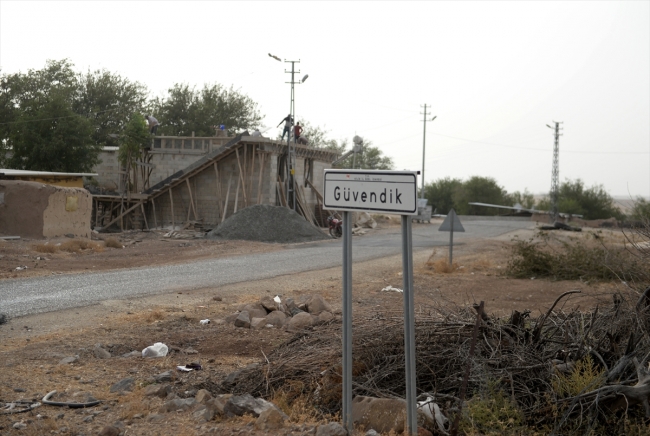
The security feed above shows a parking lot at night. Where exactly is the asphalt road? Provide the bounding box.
[0,218,534,318]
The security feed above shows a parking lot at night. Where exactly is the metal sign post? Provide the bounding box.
[438,208,465,266]
[324,169,419,436]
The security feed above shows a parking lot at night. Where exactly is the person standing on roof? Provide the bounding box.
[145,115,160,135]
[293,122,303,143]
[277,114,293,141]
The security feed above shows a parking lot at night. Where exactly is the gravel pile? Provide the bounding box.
[207,204,329,243]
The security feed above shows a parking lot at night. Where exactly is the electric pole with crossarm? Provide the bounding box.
[420,104,437,198]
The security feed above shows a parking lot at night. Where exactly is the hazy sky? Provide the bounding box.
[1,1,648,197]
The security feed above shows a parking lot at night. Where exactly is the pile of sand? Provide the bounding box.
[207,204,329,243]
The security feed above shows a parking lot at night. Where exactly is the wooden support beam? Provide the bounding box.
[169,188,175,230]
[235,148,248,207]
[222,172,233,224]
[186,179,198,221]
[257,153,266,204]
[140,202,149,230]
[249,147,256,203]
[213,162,223,221]
[152,197,158,229]
[234,173,241,214]
[100,200,145,231]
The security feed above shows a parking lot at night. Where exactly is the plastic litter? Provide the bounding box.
[15,266,27,271]
[141,342,169,358]
[381,285,403,293]
[199,319,210,325]
[177,362,202,372]
[273,295,281,304]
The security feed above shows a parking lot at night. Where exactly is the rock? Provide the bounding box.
[212,296,223,301]
[98,426,120,436]
[182,347,199,354]
[265,310,286,328]
[94,345,111,359]
[306,295,333,315]
[13,422,27,430]
[352,396,406,433]
[234,311,251,328]
[154,371,173,383]
[195,389,212,404]
[214,319,226,325]
[225,313,239,324]
[284,298,298,314]
[255,407,286,431]
[285,311,314,331]
[316,422,347,436]
[365,430,379,436]
[240,303,267,319]
[147,413,164,423]
[251,317,267,329]
[318,311,334,324]
[418,427,434,436]
[206,394,232,415]
[0,313,8,325]
[144,384,171,398]
[193,405,216,422]
[110,378,134,393]
[223,394,285,418]
[59,355,78,365]
[260,295,278,312]
[83,415,94,422]
[121,350,140,358]
[159,398,196,413]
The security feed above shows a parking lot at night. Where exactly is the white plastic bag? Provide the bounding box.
[142,342,169,358]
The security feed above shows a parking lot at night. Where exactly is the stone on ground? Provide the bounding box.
[110,377,134,393]
[316,422,348,436]
[255,407,286,431]
[352,396,406,433]
[286,311,314,331]
[234,311,251,328]
[306,295,332,315]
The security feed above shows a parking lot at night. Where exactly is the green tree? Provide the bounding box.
[295,120,346,153]
[118,113,151,192]
[8,90,96,172]
[422,177,463,214]
[152,83,262,136]
[453,176,510,215]
[537,179,623,220]
[630,197,650,221]
[1,60,99,172]
[74,68,148,149]
[334,139,394,170]
[508,189,536,209]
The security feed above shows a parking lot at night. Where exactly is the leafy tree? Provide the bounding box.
[8,89,96,172]
[295,120,346,153]
[422,177,463,214]
[537,179,623,220]
[334,139,394,170]
[152,83,262,136]
[1,60,99,172]
[74,69,148,149]
[453,176,510,215]
[119,113,151,192]
[508,189,536,209]
[630,197,650,221]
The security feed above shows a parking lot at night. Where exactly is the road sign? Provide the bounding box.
[324,170,418,215]
[438,209,465,232]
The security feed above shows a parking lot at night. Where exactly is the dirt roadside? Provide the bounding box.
[0,223,625,435]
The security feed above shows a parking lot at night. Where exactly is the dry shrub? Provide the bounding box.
[271,383,326,423]
[59,239,102,253]
[33,243,58,253]
[104,237,122,249]
[118,389,151,420]
[143,309,165,323]
[426,258,459,274]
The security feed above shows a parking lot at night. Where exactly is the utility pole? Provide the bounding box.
[547,121,563,222]
[420,105,437,198]
[285,60,301,212]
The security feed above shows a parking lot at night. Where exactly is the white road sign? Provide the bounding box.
[323,170,418,214]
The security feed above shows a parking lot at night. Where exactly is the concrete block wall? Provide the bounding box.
[95,150,121,191]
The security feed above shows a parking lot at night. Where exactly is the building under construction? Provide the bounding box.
[92,132,339,231]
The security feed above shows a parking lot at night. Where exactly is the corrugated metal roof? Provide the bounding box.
[0,169,98,177]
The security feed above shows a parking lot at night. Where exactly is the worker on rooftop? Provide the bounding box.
[145,115,160,135]
[293,122,303,143]
[277,114,294,141]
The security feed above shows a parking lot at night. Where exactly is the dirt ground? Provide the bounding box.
[0,221,629,435]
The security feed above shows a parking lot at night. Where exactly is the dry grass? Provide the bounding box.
[142,309,166,323]
[59,239,103,253]
[117,388,153,420]
[104,237,122,249]
[425,258,459,274]
[33,243,58,253]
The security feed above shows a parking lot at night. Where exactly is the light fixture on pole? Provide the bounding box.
[420,104,437,198]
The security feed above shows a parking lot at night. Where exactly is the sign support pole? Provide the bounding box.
[401,215,417,436]
[449,215,454,266]
[342,211,353,433]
